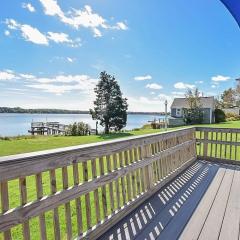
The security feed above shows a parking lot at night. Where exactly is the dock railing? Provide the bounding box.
[0,127,196,240]
[196,127,240,163]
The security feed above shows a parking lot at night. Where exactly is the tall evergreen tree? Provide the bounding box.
[90,71,128,134]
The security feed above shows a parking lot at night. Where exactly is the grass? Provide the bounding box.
[0,121,240,239]
[0,129,167,157]
[195,120,240,128]
[2,121,240,157]
[1,121,240,157]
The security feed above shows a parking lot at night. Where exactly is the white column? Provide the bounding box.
[165,100,168,131]
[210,108,212,124]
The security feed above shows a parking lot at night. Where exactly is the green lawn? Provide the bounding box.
[0,121,240,240]
[195,121,240,128]
[0,128,170,157]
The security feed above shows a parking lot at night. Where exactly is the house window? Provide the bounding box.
[176,108,182,117]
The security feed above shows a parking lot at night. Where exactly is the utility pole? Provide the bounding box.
[165,100,168,131]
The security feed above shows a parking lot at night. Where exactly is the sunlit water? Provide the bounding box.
[0,113,165,136]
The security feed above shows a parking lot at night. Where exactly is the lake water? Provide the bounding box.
[0,113,165,136]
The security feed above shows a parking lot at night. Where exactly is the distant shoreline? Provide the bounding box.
[0,107,166,115]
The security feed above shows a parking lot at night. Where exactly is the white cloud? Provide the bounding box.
[134,75,152,81]
[20,24,49,45]
[146,83,163,90]
[39,1,128,37]
[19,74,36,79]
[157,93,172,102]
[172,91,185,95]
[5,19,80,47]
[115,22,128,30]
[128,96,172,112]
[93,28,102,38]
[0,70,37,81]
[47,32,76,44]
[4,30,10,36]
[25,74,98,95]
[0,71,17,80]
[67,57,74,63]
[174,82,195,90]
[211,85,216,88]
[171,91,185,98]
[195,80,203,84]
[22,3,36,12]
[50,56,76,63]
[211,75,231,82]
[5,19,48,45]
[39,0,65,16]
[5,19,19,30]
[0,70,98,95]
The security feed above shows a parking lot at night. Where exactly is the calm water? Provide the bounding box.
[0,113,164,136]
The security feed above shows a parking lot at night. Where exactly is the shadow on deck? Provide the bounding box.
[99,160,237,240]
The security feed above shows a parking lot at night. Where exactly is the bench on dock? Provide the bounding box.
[0,127,240,239]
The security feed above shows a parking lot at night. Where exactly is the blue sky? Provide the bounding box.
[0,0,240,112]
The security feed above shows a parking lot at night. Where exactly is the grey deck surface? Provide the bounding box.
[98,160,240,240]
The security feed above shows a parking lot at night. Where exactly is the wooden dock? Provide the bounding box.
[28,122,66,135]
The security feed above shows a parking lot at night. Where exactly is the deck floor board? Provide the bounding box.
[98,161,240,240]
[197,167,234,240]
[219,169,240,240]
[179,167,225,240]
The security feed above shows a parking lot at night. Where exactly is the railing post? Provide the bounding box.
[192,128,197,158]
[143,144,154,191]
[203,130,208,157]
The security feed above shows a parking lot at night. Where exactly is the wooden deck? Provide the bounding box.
[99,160,240,240]
[2,127,240,240]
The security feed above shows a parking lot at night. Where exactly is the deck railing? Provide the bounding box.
[196,127,240,163]
[0,127,196,240]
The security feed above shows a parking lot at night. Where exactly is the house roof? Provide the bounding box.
[171,96,215,109]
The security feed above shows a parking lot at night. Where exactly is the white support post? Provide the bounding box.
[165,100,168,131]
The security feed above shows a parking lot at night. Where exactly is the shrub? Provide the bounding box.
[141,124,152,129]
[225,112,240,121]
[214,109,226,123]
[132,128,140,131]
[183,108,203,125]
[0,136,11,141]
[66,122,91,136]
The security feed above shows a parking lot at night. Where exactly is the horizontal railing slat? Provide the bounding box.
[196,127,240,133]
[196,139,240,146]
[0,128,193,182]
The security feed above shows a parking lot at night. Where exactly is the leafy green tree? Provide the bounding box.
[66,122,91,136]
[90,71,128,134]
[221,88,236,108]
[70,122,78,136]
[183,88,203,124]
[235,85,240,107]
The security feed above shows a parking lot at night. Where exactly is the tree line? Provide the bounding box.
[0,107,89,114]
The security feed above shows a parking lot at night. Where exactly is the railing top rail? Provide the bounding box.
[196,127,240,133]
[0,127,194,164]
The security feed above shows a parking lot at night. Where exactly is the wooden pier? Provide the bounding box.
[28,122,66,135]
